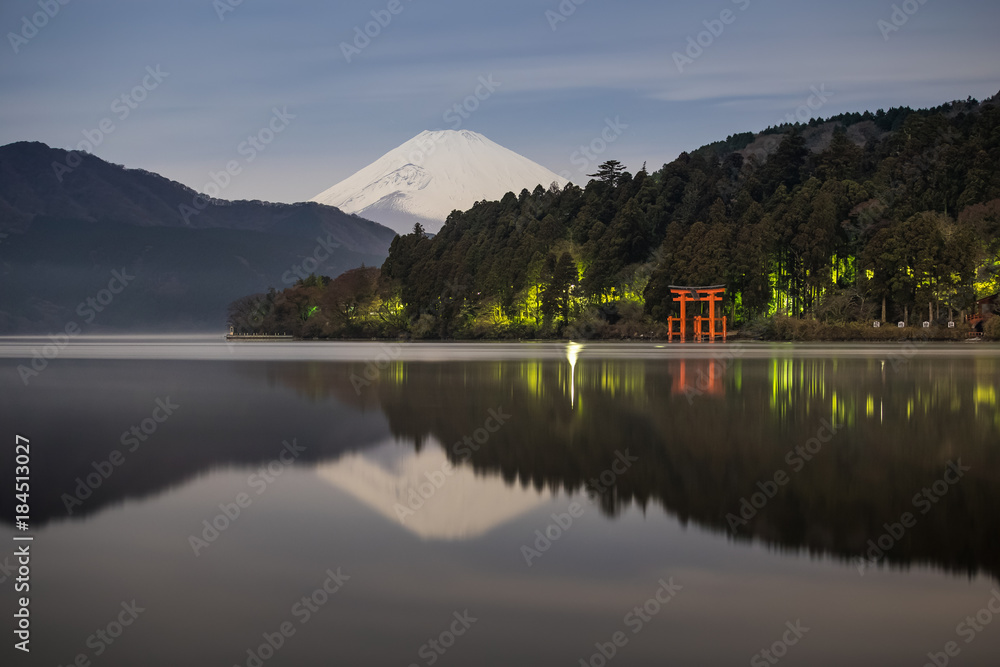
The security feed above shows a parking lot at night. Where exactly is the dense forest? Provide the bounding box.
[229,94,1000,340]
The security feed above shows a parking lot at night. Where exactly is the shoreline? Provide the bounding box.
[2,337,998,364]
[226,330,990,344]
[227,314,996,344]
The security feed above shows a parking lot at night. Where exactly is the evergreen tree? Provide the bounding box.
[588,160,626,185]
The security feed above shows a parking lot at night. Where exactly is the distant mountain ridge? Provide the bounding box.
[0,142,397,332]
[0,142,390,240]
[311,130,570,234]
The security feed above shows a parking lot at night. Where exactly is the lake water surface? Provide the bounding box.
[1,338,999,666]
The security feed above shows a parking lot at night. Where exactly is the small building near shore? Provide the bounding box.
[970,294,998,332]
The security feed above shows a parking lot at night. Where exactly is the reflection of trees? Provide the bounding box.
[13,354,996,582]
[356,355,1000,581]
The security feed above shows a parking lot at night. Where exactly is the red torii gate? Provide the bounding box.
[667,285,727,342]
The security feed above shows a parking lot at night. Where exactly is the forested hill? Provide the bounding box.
[0,142,397,332]
[378,93,1000,337]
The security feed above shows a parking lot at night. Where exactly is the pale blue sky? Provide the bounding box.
[1,0,997,202]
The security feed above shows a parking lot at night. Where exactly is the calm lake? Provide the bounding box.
[1,338,999,667]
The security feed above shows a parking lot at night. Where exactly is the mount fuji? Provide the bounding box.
[311,130,570,235]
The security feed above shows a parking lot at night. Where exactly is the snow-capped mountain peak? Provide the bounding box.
[311,130,569,235]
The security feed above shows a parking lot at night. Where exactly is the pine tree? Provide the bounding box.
[588,160,626,185]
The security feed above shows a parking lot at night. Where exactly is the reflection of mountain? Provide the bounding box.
[0,360,392,525]
[4,350,999,582]
[217,352,1000,580]
[315,440,548,540]
[353,354,1000,581]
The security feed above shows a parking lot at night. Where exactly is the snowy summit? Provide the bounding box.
[311,130,569,235]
